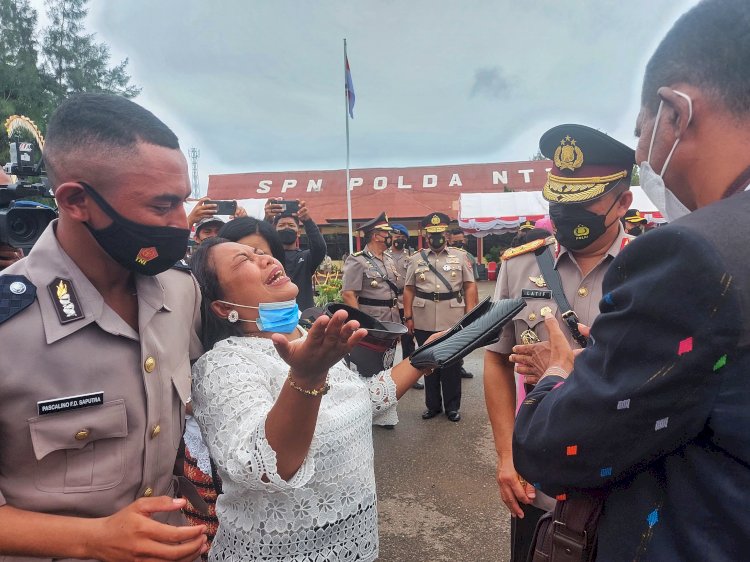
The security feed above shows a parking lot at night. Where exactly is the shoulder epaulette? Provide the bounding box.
[452,247,467,253]
[171,259,191,272]
[0,275,37,324]
[352,250,365,257]
[501,238,547,261]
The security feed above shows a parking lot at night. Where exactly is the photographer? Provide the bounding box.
[188,195,247,234]
[265,198,327,310]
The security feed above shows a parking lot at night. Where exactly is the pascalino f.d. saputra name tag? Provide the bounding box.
[37,392,104,416]
[521,289,552,299]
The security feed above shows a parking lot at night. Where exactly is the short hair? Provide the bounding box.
[642,0,750,116]
[43,93,179,184]
[218,216,285,263]
[450,228,464,236]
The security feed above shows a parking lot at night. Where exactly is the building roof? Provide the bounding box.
[208,160,552,225]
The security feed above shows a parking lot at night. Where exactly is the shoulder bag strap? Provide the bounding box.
[533,245,588,348]
[362,252,401,296]
[420,250,455,294]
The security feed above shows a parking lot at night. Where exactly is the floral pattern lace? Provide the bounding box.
[191,335,398,561]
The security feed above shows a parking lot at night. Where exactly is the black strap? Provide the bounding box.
[359,296,398,307]
[415,289,459,301]
[420,250,455,294]
[209,457,223,496]
[362,251,402,297]
[533,245,588,348]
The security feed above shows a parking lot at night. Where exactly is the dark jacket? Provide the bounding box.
[514,191,750,561]
[285,219,327,310]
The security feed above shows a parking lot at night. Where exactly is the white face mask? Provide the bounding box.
[639,90,693,222]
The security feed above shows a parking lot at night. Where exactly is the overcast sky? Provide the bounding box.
[31,0,698,194]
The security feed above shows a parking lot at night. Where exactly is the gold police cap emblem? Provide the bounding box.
[554,136,584,172]
[431,214,440,225]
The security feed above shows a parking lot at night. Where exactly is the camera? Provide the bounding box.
[1,142,57,253]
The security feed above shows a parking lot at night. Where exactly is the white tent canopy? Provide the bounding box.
[459,187,663,237]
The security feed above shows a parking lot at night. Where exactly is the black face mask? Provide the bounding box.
[549,195,621,251]
[628,225,644,236]
[278,228,298,245]
[427,233,445,250]
[392,239,406,250]
[82,183,190,276]
[451,241,465,249]
[377,234,392,248]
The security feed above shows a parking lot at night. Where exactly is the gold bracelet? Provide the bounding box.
[287,373,331,397]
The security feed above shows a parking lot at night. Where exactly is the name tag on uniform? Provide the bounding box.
[37,392,104,416]
[521,289,552,300]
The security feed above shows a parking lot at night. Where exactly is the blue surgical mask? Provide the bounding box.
[218,299,300,333]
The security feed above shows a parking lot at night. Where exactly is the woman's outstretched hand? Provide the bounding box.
[272,310,367,383]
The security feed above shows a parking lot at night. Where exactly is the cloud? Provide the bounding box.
[470,67,513,100]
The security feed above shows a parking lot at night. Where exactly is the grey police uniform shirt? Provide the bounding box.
[0,223,202,561]
[386,248,412,309]
[404,246,475,332]
[342,246,401,323]
[487,226,632,355]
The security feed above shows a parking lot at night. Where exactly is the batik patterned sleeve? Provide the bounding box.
[513,226,741,496]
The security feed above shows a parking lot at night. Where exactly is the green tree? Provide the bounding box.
[0,0,48,166]
[42,0,140,107]
[631,164,640,186]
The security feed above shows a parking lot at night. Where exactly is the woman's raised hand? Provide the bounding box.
[272,310,367,383]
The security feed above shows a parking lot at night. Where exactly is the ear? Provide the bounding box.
[210,300,232,320]
[54,182,90,222]
[657,87,691,139]
[615,190,634,219]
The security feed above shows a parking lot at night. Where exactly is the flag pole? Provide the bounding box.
[344,38,354,255]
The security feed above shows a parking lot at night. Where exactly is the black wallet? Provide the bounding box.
[408,296,526,370]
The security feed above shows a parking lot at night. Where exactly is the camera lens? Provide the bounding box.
[9,213,38,242]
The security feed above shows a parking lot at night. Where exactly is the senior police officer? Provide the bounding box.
[483,124,634,562]
[342,212,401,324]
[622,208,648,236]
[403,212,478,422]
[0,94,207,560]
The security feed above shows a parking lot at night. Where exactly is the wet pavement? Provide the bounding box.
[373,281,510,562]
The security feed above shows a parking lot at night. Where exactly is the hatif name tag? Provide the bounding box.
[522,289,552,299]
[37,391,104,416]
[48,278,84,324]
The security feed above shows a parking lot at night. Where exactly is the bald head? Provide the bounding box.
[43,93,180,190]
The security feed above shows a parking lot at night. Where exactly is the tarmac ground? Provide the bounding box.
[374,280,510,562]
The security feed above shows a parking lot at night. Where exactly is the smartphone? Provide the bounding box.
[206,200,237,215]
[277,200,299,215]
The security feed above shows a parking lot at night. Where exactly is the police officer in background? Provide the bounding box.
[622,208,648,236]
[404,212,478,422]
[448,227,479,379]
[387,223,423,389]
[483,124,634,562]
[342,212,401,324]
[0,94,207,560]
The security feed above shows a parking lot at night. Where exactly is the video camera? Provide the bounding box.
[1,141,57,252]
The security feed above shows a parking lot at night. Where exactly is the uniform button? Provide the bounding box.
[578,287,589,297]
[150,425,161,439]
[528,313,537,322]
[143,487,153,497]
[540,306,552,317]
[74,429,90,441]
[144,356,156,373]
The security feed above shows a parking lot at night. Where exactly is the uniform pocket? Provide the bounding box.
[413,297,426,308]
[449,298,465,309]
[28,399,128,493]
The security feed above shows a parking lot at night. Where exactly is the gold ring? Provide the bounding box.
[518,478,527,486]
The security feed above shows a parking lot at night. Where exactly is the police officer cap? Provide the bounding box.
[540,124,635,205]
[519,219,535,231]
[421,212,450,233]
[359,211,392,234]
[391,223,409,237]
[624,209,647,224]
[195,216,226,235]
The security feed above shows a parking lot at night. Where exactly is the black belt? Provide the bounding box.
[416,289,459,302]
[359,296,398,308]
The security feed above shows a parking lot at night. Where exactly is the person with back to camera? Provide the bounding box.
[188,236,437,561]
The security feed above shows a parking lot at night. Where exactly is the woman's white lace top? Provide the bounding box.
[191,335,398,561]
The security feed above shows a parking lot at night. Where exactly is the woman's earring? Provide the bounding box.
[228,310,239,323]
